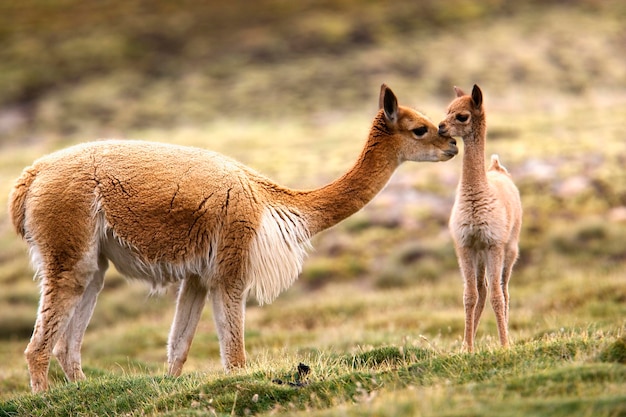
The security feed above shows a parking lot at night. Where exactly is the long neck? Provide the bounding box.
[293,113,400,235]
[460,117,488,191]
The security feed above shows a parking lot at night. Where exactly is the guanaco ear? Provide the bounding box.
[379,84,398,124]
[454,86,465,97]
[378,84,387,109]
[471,84,483,108]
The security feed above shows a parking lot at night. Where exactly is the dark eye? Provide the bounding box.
[456,114,469,122]
[412,126,428,136]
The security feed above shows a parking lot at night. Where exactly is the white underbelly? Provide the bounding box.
[99,232,217,291]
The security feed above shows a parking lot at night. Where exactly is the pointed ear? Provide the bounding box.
[454,86,465,97]
[378,83,388,109]
[471,84,483,108]
[379,84,398,124]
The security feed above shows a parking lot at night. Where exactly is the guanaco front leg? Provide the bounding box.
[210,283,247,370]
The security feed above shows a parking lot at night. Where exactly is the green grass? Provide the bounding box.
[1,329,625,416]
[1,0,626,415]
[0,269,624,415]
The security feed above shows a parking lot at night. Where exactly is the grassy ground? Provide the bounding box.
[0,290,625,416]
[1,1,625,416]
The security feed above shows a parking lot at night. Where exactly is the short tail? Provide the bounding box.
[8,167,37,238]
[488,154,509,175]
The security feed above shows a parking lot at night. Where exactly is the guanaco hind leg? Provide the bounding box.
[53,254,108,382]
[26,268,92,392]
[167,275,208,376]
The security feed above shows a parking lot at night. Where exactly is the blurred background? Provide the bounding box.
[0,0,625,394]
[1,0,625,141]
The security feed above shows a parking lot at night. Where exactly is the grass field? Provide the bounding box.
[0,1,625,416]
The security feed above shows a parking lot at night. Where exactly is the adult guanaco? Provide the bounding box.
[10,84,457,392]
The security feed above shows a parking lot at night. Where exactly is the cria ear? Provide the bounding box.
[471,84,483,108]
[454,86,465,97]
[379,84,398,124]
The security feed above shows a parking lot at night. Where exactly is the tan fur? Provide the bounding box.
[9,84,458,392]
[438,85,522,353]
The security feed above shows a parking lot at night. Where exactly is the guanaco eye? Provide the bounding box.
[456,114,469,122]
[412,126,428,137]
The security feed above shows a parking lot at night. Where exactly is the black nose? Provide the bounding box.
[438,123,447,136]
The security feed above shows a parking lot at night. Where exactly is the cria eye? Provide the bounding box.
[412,126,428,136]
[456,114,469,122]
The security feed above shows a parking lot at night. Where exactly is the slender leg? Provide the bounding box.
[53,254,108,382]
[456,246,479,353]
[486,247,509,347]
[25,272,87,393]
[210,283,247,370]
[501,245,518,324]
[473,258,487,340]
[207,221,254,370]
[167,275,208,376]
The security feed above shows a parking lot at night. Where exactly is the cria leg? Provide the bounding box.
[486,248,509,347]
[210,283,247,370]
[457,246,479,353]
[167,275,208,376]
[501,244,518,323]
[53,255,108,382]
[25,273,87,393]
[473,258,487,340]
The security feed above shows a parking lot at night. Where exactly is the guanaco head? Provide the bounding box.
[437,84,485,140]
[379,84,458,162]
